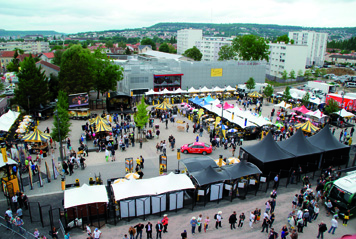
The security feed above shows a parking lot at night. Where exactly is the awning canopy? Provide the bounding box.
[274,101,292,109]
[96,121,112,133]
[64,184,108,209]
[145,89,156,95]
[190,166,229,186]
[89,116,108,125]
[333,109,355,118]
[181,157,217,173]
[225,85,236,91]
[295,120,320,133]
[306,109,326,119]
[0,156,18,168]
[223,161,262,180]
[112,173,195,201]
[307,124,349,151]
[22,128,51,142]
[0,110,20,132]
[155,101,173,110]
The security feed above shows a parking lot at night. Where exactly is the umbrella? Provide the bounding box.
[227,157,240,165]
[295,120,319,133]
[248,91,262,98]
[228,129,238,133]
[155,101,173,110]
[96,121,112,133]
[22,128,51,142]
[125,173,140,180]
[113,178,127,184]
[214,159,226,166]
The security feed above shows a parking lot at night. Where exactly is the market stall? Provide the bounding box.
[22,128,51,155]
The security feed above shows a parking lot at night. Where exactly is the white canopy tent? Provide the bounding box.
[274,101,292,109]
[333,109,355,118]
[212,86,224,92]
[224,85,236,91]
[159,88,173,95]
[174,88,187,94]
[0,110,20,132]
[309,97,324,105]
[306,109,327,119]
[64,184,108,209]
[145,89,156,95]
[188,87,199,93]
[200,86,211,93]
[0,155,18,168]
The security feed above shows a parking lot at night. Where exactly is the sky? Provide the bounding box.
[1,0,356,33]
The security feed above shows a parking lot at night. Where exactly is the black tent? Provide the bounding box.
[181,157,217,173]
[223,161,262,180]
[190,166,229,186]
[307,125,350,167]
[240,132,295,173]
[278,129,324,166]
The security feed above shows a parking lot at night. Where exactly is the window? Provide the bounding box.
[130,77,148,84]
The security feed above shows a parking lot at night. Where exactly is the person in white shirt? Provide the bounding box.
[86,224,91,236]
[215,211,222,229]
[93,228,101,239]
[328,216,338,234]
[12,195,18,209]
[249,211,255,228]
[5,208,13,218]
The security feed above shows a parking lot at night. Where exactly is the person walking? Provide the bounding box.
[249,211,255,228]
[190,216,197,234]
[197,214,202,233]
[105,148,110,162]
[343,210,350,226]
[161,214,169,233]
[215,211,222,229]
[111,147,116,162]
[273,174,279,189]
[204,216,210,232]
[238,212,245,228]
[229,211,237,230]
[186,123,189,132]
[261,216,270,233]
[317,221,327,239]
[128,226,136,239]
[328,216,338,235]
[181,230,187,239]
[50,226,59,239]
[135,223,144,239]
[155,221,163,239]
[313,204,320,221]
[269,212,275,228]
[140,156,144,169]
[145,222,153,239]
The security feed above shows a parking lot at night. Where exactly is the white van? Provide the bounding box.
[346,82,356,88]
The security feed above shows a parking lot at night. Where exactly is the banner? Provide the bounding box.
[215,117,221,129]
[45,162,51,183]
[159,155,167,175]
[52,158,59,179]
[125,158,133,173]
[211,68,223,77]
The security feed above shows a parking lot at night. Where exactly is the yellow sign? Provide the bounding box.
[215,117,221,129]
[177,151,181,160]
[211,68,223,77]
[2,147,8,163]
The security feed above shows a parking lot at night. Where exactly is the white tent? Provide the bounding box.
[306,109,327,119]
[212,86,224,92]
[145,89,156,95]
[188,87,198,93]
[159,88,173,95]
[0,155,18,168]
[174,88,187,94]
[333,109,355,118]
[309,97,324,105]
[64,184,108,209]
[274,101,292,109]
[200,86,211,93]
[111,173,195,201]
[225,85,236,91]
[0,110,20,132]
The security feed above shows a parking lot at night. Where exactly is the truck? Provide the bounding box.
[307,81,336,94]
[325,93,356,111]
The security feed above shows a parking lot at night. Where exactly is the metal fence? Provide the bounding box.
[0,216,37,239]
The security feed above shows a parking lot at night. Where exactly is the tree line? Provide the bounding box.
[327,37,356,52]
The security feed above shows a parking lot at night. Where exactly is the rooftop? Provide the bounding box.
[36,60,60,71]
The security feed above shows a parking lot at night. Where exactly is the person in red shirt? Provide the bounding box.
[161,214,169,233]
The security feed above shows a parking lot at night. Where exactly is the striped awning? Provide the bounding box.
[22,128,51,142]
[96,121,112,133]
[248,91,262,98]
[295,120,319,133]
[155,101,173,110]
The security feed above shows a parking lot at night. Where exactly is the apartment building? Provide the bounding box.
[177,28,202,55]
[267,42,308,77]
[0,41,50,54]
[288,31,328,66]
[196,37,233,61]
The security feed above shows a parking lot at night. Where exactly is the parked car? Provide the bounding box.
[180,142,212,155]
[3,89,14,96]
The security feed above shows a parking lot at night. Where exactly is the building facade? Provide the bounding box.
[196,37,233,61]
[288,31,328,66]
[0,41,50,54]
[267,42,308,77]
[177,28,202,55]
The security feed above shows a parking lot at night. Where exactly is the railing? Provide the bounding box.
[0,216,37,239]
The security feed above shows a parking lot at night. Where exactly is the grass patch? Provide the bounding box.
[265,80,304,87]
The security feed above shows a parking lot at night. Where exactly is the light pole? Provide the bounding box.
[54,109,64,162]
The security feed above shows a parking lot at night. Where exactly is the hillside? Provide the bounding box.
[0,29,62,37]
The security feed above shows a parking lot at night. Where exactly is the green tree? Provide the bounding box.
[125,47,131,55]
[275,35,290,44]
[232,35,270,61]
[246,77,256,91]
[92,49,124,99]
[283,86,292,102]
[314,68,321,77]
[59,44,95,94]
[325,98,340,114]
[14,55,49,112]
[48,73,59,102]
[105,40,114,48]
[218,45,236,61]
[304,69,312,80]
[159,43,170,53]
[263,84,274,99]
[182,46,202,61]
[320,68,327,77]
[297,69,304,78]
[0,82,4,92]
[52,50,63,66]
[7,50,20,72]
[302,92,310,106]
[168,45,177,54]
[133,97,150,140]
[289,69,296,79]
[51,90,71,153]
[281,70,288,81]
[141,38,156,50]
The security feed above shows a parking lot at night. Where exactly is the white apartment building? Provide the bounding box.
[267,42,308,77]
[196,37,233,61]
[177,28,202,55]
[0,41,50,54]
[288,31,328,66]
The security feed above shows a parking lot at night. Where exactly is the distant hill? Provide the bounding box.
[0,29,63,37]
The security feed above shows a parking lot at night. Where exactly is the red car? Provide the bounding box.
[180,142,213,155]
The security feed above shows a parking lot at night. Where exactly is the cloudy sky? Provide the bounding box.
[2,0,356,33]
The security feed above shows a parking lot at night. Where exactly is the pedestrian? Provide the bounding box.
[326,200,333,216]
[190,216,197,234]
[201,217,208,233]
[50,226,59,239]
[86,224,92,237]
[249,211,255,228]
[195,135,199,142]
[16,206,23,219]
[34,228,40,238]
[317,221,327,239]
[297,217,303,233]
[93,228,102,239]
[15,216,24,234]
[289,229,298,239]
[145,222,153,239]
[64,232,71,239]
[265,200,271,214]
[140,155,144,169]
[238,212,245,228]
[105,148,110,162]
[181,229,187,239]
[197,214,202,233]
[229,211,237,230]
[111,147,115,162]
[199,126,203,137]
[270,198,276,213]
[261,216,270,233]
[292,194,298,209]
[268,228,278,239]
[186,123,189,132]
[68,161,74,176]
[12,194,18,209]
[123,234,129,239]
[215,211,222,229]
[280,225,288,239]
[269,212,275,228]
[313,204,319,221]
[155,221,163,239]
[128,226,136,239]
[303,209,309,227]
[343,210,350,226]
[135,223,144,239]
[328,216,338,235]
[165,118,168,129]
[161,214,169,233]
[273,174,279,189]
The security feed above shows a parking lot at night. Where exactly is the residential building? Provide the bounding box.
[36,60,60,77]
[267,42,308,78]
[0,51,15,69]
[177,28,202,54]
[196,37,233,61]
[0,41,50,54]
[328,54,356,64]
[138,45,152,54]
[288,31,328,66]
[38,52,55,63]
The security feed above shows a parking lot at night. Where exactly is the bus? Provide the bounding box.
[324,172,356,217]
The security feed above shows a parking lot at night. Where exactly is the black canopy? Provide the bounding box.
[241,132,295,163]
[307,124,349,151]
[223,161,262,180]
[190,166,229,186]
[181,157,217,173]
[278,129,324,156]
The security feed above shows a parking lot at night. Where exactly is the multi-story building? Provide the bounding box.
[177,28,202,55]
[288,31,328,66]
[0,41,50,54]
[196,37,233,61]
[267,42,308,77]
